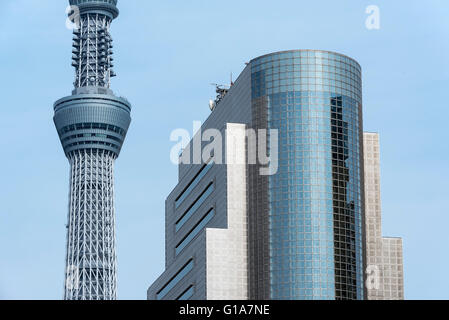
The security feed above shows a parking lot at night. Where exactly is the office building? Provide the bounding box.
[363,133,404,300]
[148,50,366,300]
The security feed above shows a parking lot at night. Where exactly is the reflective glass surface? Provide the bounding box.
[251,50,364,300]
[157,260,194,300]
[176,183,215,232]
[175,208,215,256]
[177,286,194,300]
[175,162,214,209]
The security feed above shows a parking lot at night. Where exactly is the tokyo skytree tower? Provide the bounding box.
[53,0,131,300]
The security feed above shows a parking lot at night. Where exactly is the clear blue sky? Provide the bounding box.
[0,0,448,300]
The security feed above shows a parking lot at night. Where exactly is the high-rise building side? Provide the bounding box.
[148,70,252,300]
[53,0,131,300]
[148,50,366,300]
[363,133,404,300]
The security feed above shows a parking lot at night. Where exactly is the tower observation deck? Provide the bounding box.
[53,0,131,300]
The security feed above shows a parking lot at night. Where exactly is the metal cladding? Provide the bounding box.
[69,0,119,19]
[54,93,131,157]
[54,0,131,300]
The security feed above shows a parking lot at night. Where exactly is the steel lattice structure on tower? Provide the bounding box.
[53,0,131,300]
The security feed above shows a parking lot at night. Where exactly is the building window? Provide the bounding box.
[176,285,194,300]
[156,259,194,300]
[176,182,214,232]
[175,161,214,209]
[176,208,215,256]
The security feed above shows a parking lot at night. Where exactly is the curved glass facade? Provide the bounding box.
[251,50,364,300]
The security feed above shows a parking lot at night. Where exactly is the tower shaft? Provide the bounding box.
[55,0,131,300]
[65,150,117,300]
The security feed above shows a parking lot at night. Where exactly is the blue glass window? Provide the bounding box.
[175,162,214,209]
[176,183,214,232]
[176,208,215,255]
[251,50,363,300]
[177,286,194,300]
[156,260,194,300]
